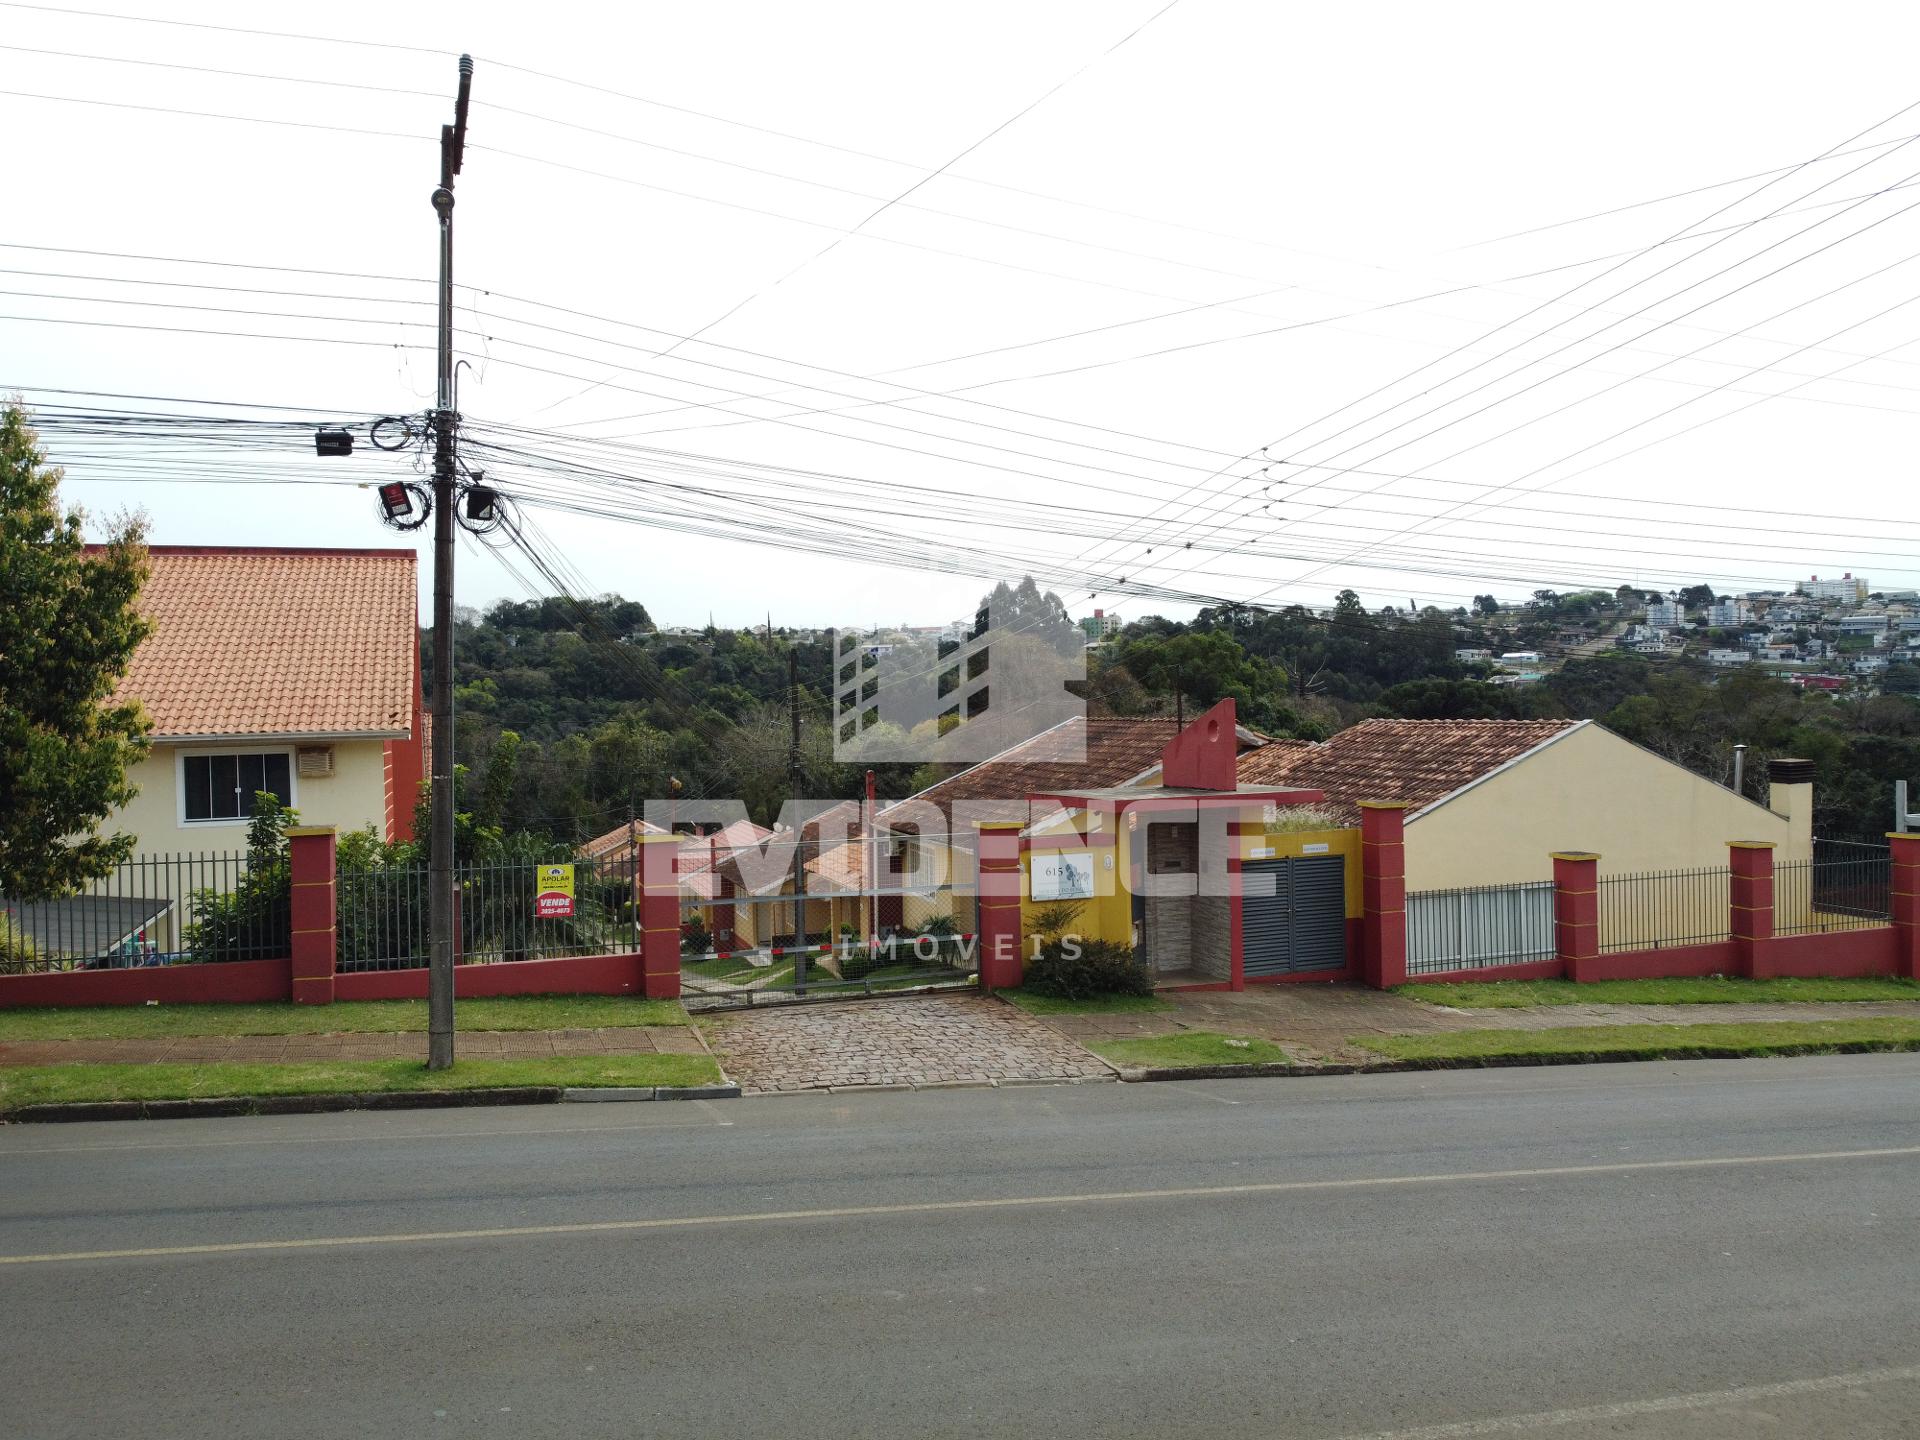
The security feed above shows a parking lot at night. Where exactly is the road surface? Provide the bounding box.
[4,1055,1920,1438]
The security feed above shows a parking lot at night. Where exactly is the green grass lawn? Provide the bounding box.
[1003,991,1173,1016]
[1089,1031,1292,1068]
[1399,976,1920,1009]
[1357,1018,1920,1064]
[0,1053,721,1112]
[0,995,687,1043]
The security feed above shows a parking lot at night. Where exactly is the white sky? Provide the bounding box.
[9,0,1920,629]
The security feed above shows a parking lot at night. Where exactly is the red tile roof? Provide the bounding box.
[109,546,419,740]
[1238,719,1581,824]
[892,716,1187,820]
[578,817,666,862]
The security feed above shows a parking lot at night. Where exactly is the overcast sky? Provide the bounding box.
[10,0,1920,629]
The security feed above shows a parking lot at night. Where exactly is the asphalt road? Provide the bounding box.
[4,1056,1920,1439]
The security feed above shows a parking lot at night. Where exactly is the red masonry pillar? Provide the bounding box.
[1552,852,1601,982]
[1227,816,1248,991]
[1728,841,1776,980]
[976,822,1025,990]
[287,825,337,1005]
[1359,803,1409,990]
[638,833,682,1000]
[1889,833,1920,980]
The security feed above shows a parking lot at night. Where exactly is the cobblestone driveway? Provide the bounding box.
[709,994,1116,1093]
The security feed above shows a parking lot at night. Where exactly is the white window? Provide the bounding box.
[178,750,295,824]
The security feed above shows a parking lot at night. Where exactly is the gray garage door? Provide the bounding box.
[1242,856,1348,977]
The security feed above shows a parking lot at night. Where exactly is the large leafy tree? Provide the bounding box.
[0,403,151,900]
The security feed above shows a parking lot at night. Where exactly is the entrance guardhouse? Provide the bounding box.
[1006,700,1367,990]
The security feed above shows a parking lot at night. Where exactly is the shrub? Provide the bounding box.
[680,916,712,956]
[1028,901,1087,947]
[1023,937,1154,1000]
[0,910,35,975]
[187,794,294,963]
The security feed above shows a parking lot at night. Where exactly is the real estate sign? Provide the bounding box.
[1031,851,1095,902]
[535,863,576,919]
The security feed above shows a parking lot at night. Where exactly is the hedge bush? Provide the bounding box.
[1023,937,1154,1000]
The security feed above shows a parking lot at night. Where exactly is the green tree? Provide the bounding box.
[1473,594,1500,617]
[0,403,152,901]
[186,794,295,962]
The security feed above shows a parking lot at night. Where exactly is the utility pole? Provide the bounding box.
[426,56,474,1071]
[789,648,808,996]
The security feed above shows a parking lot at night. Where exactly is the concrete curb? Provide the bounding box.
[3,1087,563,1124]
[1111,1041,1920,1083]
[4,1082,741,1124]
[560,1083,741,1103]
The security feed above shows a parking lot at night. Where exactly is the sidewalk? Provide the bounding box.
[0,1025,709,1067]
[1040,984,1920,1065]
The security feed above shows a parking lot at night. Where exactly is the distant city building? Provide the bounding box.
[1647,597,1684,627]
[1078,608,1121,641]
[1497,651,1543,667]
[1792,674,1848,691]
[1837,613,1891,635]
[1706,599,1751,627]
[1707,649,1752,666]
[1799,573,1869,603]
[1454,647,1492,663]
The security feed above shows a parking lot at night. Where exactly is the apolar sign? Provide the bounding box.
[535,863,576,919]
[1030,851,1095,902]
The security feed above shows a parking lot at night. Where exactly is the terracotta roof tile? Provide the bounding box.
[578,817,666,862]
[892,716,1184,819]
[1237,719,1580,824]
[109,547,418,740]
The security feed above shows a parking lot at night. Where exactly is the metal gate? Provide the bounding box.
[1241,856,1348,977]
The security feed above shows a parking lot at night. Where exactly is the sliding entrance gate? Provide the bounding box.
[1240,856,1348,978]
[678,887,978,1011]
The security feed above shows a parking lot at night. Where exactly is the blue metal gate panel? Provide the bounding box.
[1242,856,1347,977]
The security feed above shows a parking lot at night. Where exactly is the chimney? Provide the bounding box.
[1768,758,1815,863]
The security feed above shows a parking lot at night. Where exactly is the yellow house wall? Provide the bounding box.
[116,739,393,859]
[1019,818,1130,950]
[1403,723,1810,891]
[1013,806,1360,956]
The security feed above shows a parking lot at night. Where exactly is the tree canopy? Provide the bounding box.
[0,403,152,900]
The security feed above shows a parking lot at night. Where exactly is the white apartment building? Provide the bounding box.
[1800,573,1869,603]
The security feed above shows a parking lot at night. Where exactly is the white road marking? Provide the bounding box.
[3,1143,1917,1267]
[1334,1361,1920,1438]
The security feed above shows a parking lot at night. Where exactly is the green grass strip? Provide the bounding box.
[1002,992,1173,1016]
[1397,976,1920,1009]
[1357,1018,1920,1063]
[0,1053,721,1110]
[0,996,687,1042]
[1089,1031,1292,1068]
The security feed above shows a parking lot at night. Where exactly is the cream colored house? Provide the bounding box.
[1239,718,1811,890]
[1240,718,1818,962]
[109,546,425,857]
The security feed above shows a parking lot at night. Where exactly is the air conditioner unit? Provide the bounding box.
[296,746,335,778]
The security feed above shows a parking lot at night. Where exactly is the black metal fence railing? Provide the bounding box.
[336,856,644,972]
[1777,839,1892,935]
[1598,866,1731,953]
[0,852,273,973]
[1406,881,1555,975]
[677,887,976,1008]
